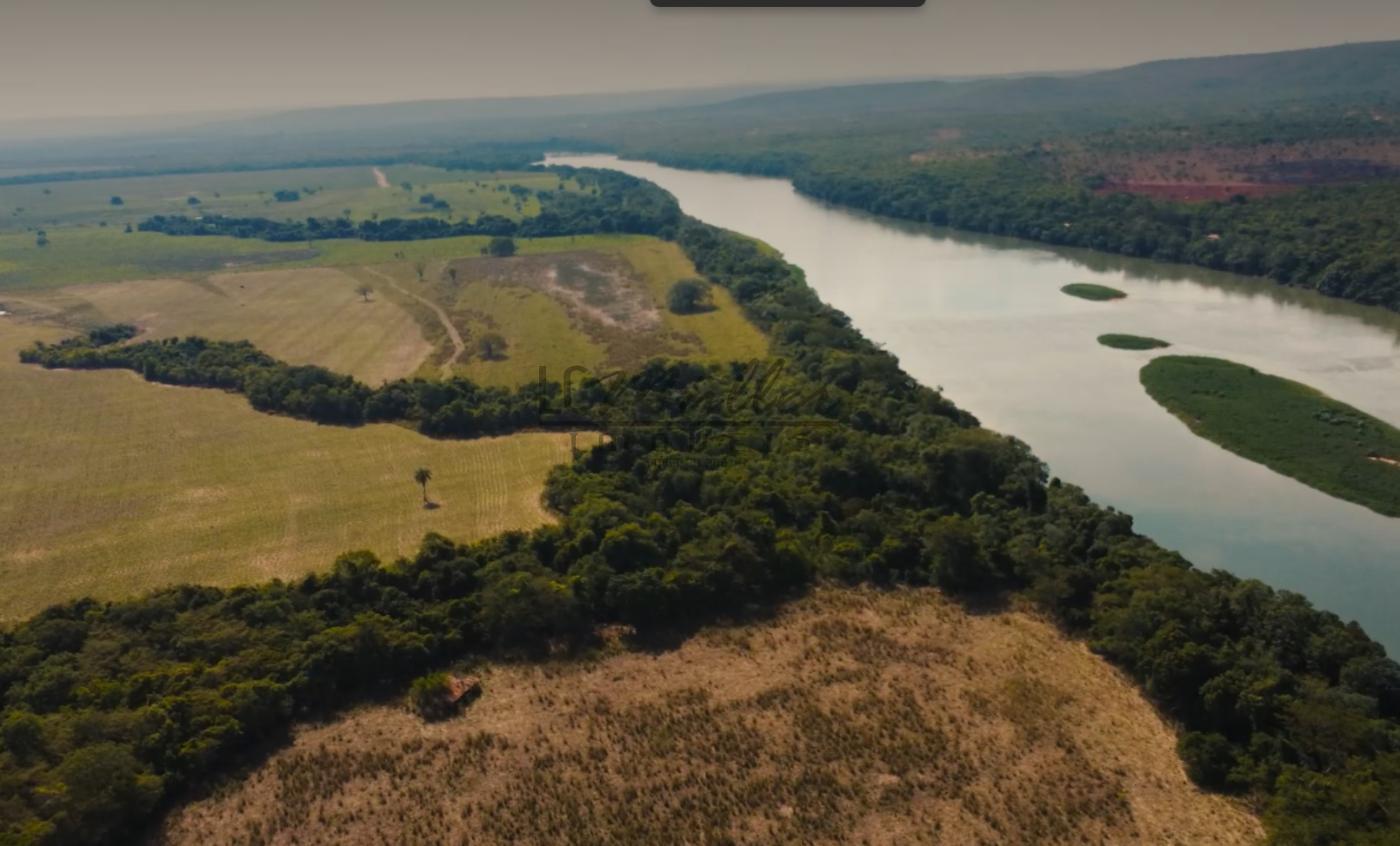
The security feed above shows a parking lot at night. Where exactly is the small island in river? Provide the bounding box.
[1098,333,1170,350]
[1062,283,1127,301]
[1141,355,1400,518]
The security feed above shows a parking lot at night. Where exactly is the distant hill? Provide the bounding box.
[675,40,1400,121]
[0,85,805,168]
[2,40,1396,171]
[191,85,802,138]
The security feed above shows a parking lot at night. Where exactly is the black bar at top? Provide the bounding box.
[653,1,923,6]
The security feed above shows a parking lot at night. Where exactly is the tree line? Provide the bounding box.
[20,332,549,439]
[136,166,682,244]
[4,207,1399,845]
[0,141,560,189]
[791,156,1400,311]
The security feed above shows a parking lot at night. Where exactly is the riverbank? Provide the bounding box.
[547,154,1400,654]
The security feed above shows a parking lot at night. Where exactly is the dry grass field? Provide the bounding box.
[0,317,589,620]
[158,588,1262,846]
[14,266,433,384]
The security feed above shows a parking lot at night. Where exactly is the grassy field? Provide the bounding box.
[0,229,323,291]
[0,165,573,234]
[1142,356,1400,517]
[0,230,683,294]
[2,232,767,388]
[1098,333,1170,350]
[14,266,432,384]
[357,236,769,386]
[0,317,591,620]
[1062,283,1127,301]
[158,588,1261,846]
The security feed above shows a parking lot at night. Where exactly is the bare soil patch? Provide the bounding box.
[452,252,662,334]
[158,588,1262,846]
[1067,138,1400,201]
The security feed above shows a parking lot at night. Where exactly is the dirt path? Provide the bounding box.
[372,167,390,189]
[364,267,463,377]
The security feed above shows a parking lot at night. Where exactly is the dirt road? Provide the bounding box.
[364,267,463,377]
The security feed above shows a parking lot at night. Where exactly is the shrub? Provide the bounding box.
[407,672,455,721]
[477,332,509,361]
[667,279,709,314]
[486,236,517,257]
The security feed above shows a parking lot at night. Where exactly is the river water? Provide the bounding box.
[547,154,1400,653]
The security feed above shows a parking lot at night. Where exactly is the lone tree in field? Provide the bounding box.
[667,278,709,314]
[485,236,516,258]
[477,332,508,361]
[186,196,201,206]
[109,196,124,206]
[413,467,433,504]
[356,284,373,303]
[35,230,48,248]
[414,260,427,282]
[447,267,459,285]
[406,672,454,721]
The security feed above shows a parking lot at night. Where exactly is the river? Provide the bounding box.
[547,154,1400,653]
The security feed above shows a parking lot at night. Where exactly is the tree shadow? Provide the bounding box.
[673,303,718,316]
[946,588,1014,616]
[422,500,441,511]
[622,593,797,656]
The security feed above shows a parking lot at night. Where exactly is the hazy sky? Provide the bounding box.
[4,0,1399,121]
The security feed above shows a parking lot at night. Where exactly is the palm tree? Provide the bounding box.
[413,467,433,504]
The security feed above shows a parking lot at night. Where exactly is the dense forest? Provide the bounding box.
[5,174,1400,843]
[627,146,1400,312]
[793,159,1400,311]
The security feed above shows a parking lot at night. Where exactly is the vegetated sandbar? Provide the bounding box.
[1141,355,1400,517]
[1061,282,1127,301]
[1098,333,1170,350]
